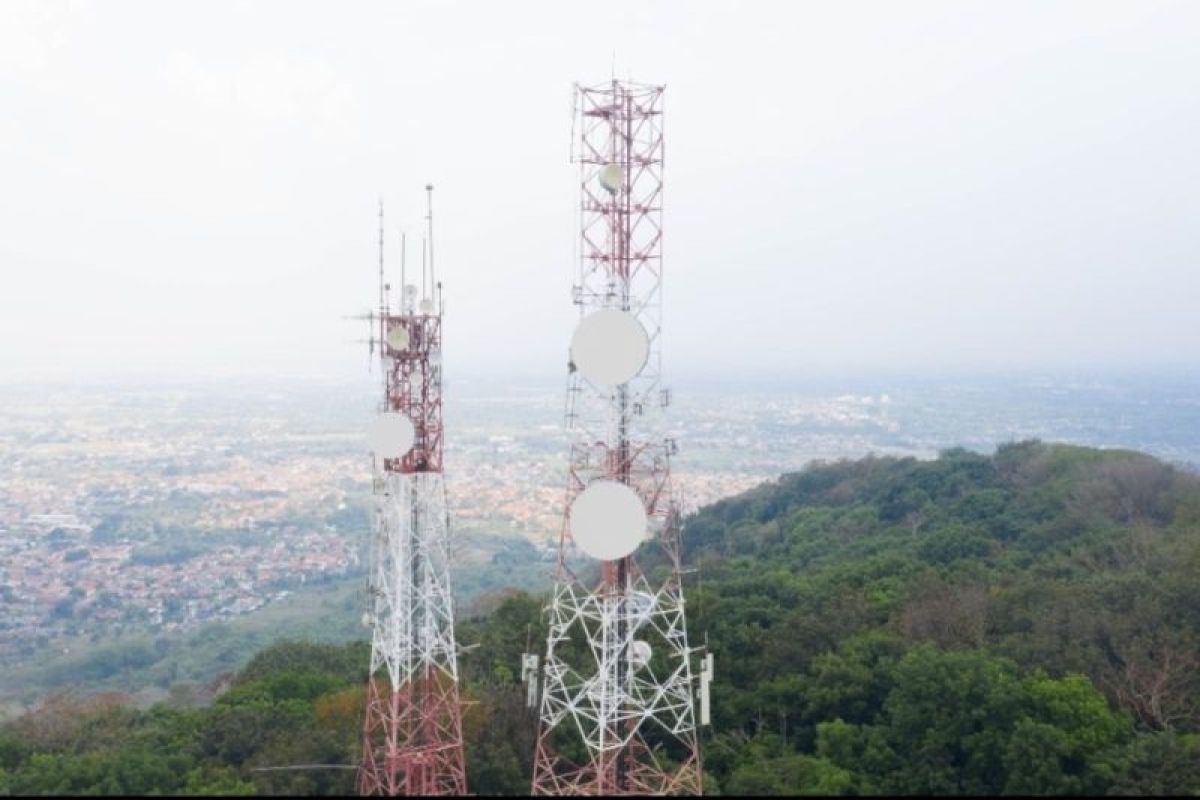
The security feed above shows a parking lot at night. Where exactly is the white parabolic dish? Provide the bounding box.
[570,309,649,386]
[630,640,652,668]
[569,479,647,561]
[628,590,654,626]
[386,326,409,352]
[368,412,415,459]
[599,163,624,194]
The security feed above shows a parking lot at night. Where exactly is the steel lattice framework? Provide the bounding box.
[358,191,467,796]
[530,80,704,797]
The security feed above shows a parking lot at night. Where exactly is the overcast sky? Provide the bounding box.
[2,0,1197,385]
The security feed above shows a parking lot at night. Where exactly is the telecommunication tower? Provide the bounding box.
[527,79,709,796]
[358,187,468,796]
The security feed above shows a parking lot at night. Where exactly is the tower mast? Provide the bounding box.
[359,187,467,796]
[529,79,706,796]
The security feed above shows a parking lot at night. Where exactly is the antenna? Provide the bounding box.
[700,652,714,727]
[521,653,540,710]
[426,184,435,292]
[378,196,386,314]
[400,231,407,309]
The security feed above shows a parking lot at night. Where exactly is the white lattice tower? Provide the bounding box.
[530,80,704,797]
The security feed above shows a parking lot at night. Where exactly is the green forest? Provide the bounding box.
[4,441,1200,795]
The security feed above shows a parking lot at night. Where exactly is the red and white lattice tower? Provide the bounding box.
[358,187,468,796]
[529,79,707,796]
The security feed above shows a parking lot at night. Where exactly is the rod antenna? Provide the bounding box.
[377,196,385,314]
[426,184,435,293]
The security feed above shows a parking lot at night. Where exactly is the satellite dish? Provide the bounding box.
[368,412,415,458]
[420,298,435,314]
[627,590,654,625]
[599,163,623,194]
[386,326,409,352]
[630,640,652,669]
[569,480,646,561]
[570,309,649,386]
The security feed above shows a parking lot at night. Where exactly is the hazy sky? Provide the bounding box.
[2,0,1197,384]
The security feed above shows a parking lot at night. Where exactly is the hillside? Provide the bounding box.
[3,441,1200,795]
[681,440,1200,794]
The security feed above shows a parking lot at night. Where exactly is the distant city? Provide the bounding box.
[2,370,1198,687]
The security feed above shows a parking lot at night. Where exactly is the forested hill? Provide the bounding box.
[4,441,1200,795]
[679,440,1200,794]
